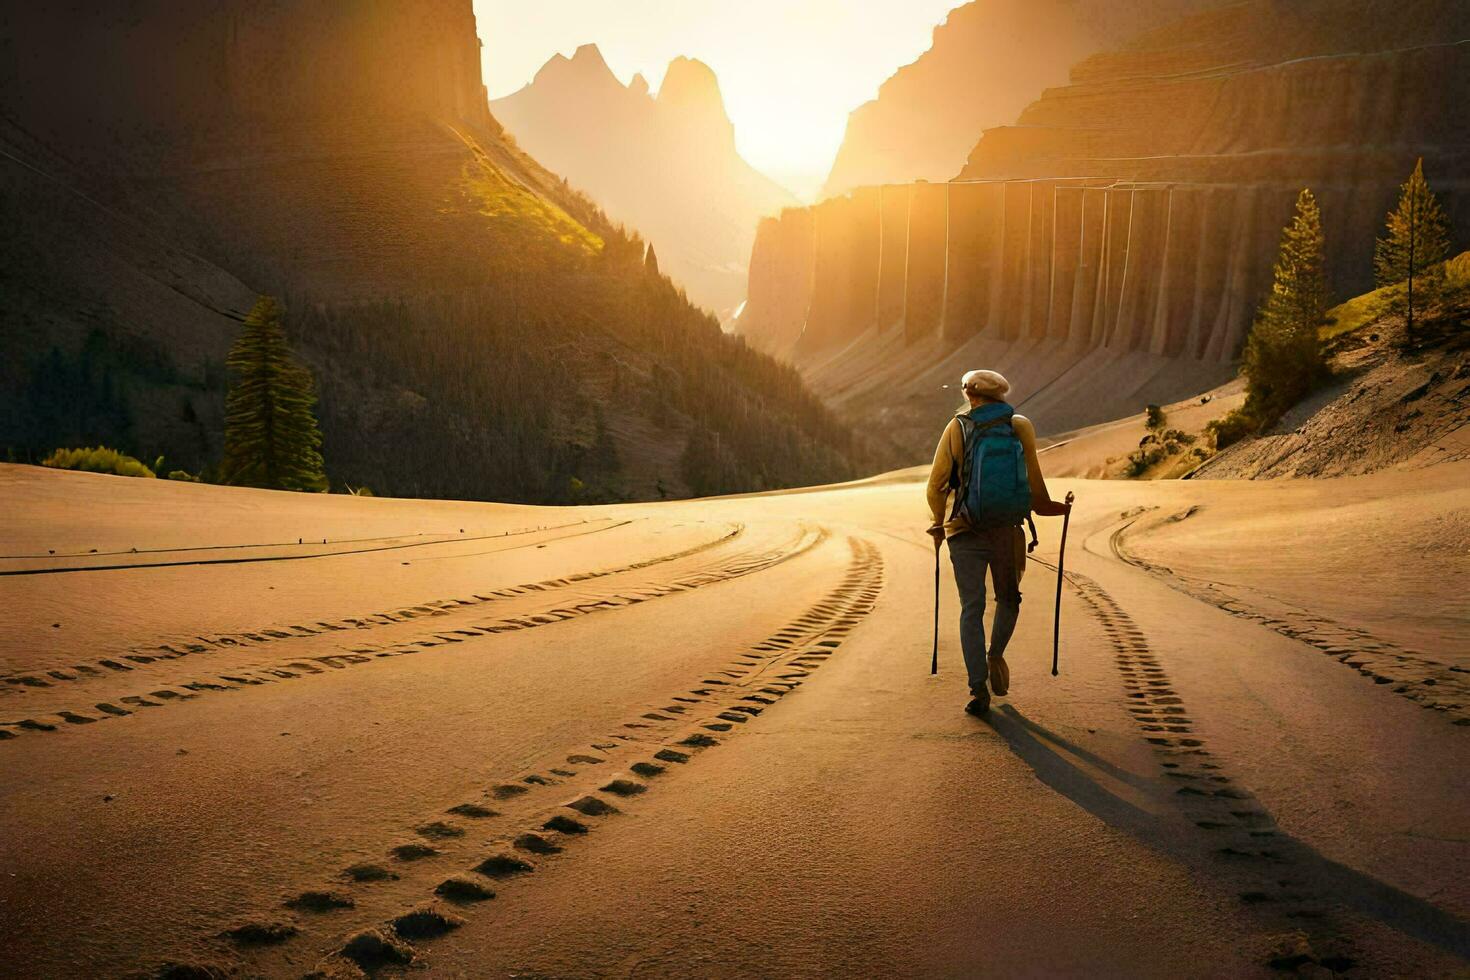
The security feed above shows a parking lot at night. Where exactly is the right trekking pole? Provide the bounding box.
[1052,491,1076,677]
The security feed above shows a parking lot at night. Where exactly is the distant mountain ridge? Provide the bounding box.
[823,0,1222,198]
[0,2,868,501]
[491,45,797,319]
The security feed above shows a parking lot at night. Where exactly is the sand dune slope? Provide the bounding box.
[1,463,1465,977]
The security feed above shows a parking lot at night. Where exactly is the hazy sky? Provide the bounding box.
[473,0,963,199]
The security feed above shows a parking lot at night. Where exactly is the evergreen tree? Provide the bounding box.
[1240,188,1330,426]
[221,296,328,492]
[644,243,660,277]
[1374,158,1451,340]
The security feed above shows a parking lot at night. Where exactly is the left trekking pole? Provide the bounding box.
[931,534,941,675]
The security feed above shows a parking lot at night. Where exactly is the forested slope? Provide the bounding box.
[0,1,872,501]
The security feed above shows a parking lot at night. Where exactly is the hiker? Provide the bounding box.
[927,369,1072,717]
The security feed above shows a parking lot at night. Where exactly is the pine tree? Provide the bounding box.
[220,296,328,492]
[1374,158,1451,340]
[1240,188,1330,427]
[644,243,660,277]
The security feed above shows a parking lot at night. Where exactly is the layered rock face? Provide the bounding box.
[741,0,1470,453]
[491,46,796,319]
[822,0,1221,198]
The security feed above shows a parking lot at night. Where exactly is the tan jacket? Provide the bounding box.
[926,409,1059,572]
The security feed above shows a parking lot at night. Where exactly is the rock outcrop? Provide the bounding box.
[740,0,1470,456]
[2,1,492,142]
[822,0,1221,198]
[491,46,796,319]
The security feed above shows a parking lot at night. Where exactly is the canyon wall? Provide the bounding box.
[823,0,1221,198]
[740,0,1470,453]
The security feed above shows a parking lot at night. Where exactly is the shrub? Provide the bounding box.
[166,469,200,482]
[1205,409,1259,451]
[1124,446,1166,477]
[42,446,155,478]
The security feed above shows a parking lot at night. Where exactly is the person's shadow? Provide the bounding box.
[983,704,1470,960]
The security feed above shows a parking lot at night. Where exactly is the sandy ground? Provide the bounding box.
[1,461,1467,978]
[1038,378,1247,480]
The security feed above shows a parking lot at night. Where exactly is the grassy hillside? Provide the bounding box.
[1189,253,1470,479]
[1041,253,1470,482]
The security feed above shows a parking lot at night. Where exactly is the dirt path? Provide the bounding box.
[0,464,1465,978]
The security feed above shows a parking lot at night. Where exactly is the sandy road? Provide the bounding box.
[420,473,1469,979]
[1,464,1466,978]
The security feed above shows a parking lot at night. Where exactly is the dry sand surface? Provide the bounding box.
[1,461,1467,978]
[1038,378,1247,481]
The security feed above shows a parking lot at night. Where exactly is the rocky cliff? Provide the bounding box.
[741,0,1470,456]
[491,45,796,319]
[1,1,492,143]
[0,2,865,499]
[822,0,1221,198]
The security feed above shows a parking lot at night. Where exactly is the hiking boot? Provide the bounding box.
[965,686,991,717]
[988,656,1009,697]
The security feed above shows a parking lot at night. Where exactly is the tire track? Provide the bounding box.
[1107,514,1470,727]
[0,522,740,703]
[0,520,601,563]
[158,537,885,980]
[1054,563,1364,974]
[0,520,615,576]
[0,524,830,741]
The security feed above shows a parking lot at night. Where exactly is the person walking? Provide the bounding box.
[926,370,1072,717]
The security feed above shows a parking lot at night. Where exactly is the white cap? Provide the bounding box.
[961,369,1010,399]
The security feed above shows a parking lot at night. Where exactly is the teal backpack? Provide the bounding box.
[950,402,1032,529]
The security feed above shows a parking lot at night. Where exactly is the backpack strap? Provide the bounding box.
[948,416,974,522]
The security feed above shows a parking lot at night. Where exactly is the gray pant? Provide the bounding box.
[947,527,1022,694]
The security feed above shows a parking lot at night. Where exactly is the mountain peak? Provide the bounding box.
[655,56,733,148]
[657,56,724,112]
[488,45,793,318]
[534,43,618,89]
[571,43,608,69]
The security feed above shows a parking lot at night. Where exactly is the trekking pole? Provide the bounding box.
[1052,491,1076,677]
[931,534,942,675]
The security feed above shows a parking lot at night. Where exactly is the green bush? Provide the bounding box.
[1124,446,1166,477]
[166,469,200,482]
[42,446,156,478]
[1205,410,1259,451]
